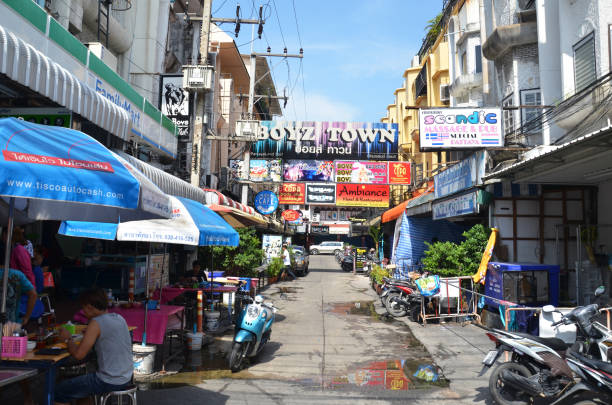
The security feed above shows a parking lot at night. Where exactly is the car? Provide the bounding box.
[289,245,309,276]
[309,241,344,255]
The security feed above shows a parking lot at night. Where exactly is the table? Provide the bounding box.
[0,367,37,388]
[156,286,238,305]
[2,351,70,405]
[108,305,184,345]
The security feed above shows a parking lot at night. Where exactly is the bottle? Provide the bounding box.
[47,309,56,330]
[107,289,113,307]
[36,318,45,349]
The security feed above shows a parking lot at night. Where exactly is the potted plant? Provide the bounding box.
[369,264,390,294]
[266,257,283,284]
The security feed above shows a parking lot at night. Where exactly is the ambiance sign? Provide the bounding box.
[419,108,503,149]
[336,184,390,208]
[251,121,399,160]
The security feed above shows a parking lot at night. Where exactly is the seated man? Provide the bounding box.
[55,288,132,405]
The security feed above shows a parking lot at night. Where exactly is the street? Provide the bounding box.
[137,255,493,404]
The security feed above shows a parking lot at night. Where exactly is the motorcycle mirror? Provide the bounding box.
[594,286,606,297]
[542,305,556,313]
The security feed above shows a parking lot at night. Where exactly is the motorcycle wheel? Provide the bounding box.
[488,362,533,405]
[410,304,420,322]
[229,341,248,372]
[385,292,408,317]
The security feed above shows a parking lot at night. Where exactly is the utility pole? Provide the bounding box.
[190,0,213,187]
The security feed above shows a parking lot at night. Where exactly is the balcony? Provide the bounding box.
[450,72,483,98]
[415,65,427,100]
[482,22,537,60]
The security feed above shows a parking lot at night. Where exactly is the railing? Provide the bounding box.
[420,276,480,325]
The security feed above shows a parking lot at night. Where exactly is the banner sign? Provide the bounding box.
[335,161,388,184]
[310,224,329,234]
[419,108,503,149]
[278,183,306,204]
[0,108,72,128]
[306,184,336,205]
[283,160,334,182]
[388,162,412,184]
[254,190,279,215]
[249,159,282,182]
[336,184,390,208]
[329,223,350,235]
[251,121,399,160]
[434,151,486,199]
[160,75,190,140]
[432,191,479,220]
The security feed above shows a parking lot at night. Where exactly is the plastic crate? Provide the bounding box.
[1,336,27,358]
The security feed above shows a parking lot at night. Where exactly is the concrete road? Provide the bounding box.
[138,255,492,404]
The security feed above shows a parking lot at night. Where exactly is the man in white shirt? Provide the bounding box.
[281,244,297,281]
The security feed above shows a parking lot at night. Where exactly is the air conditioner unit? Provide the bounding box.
[440,84,451,103]
[235,120,260,141]
[87,42,118,72]
[182,65,214,91]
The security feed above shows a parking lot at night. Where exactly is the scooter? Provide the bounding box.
[229,294,276,372]
[341,253,354,272]
[382,281,420,319]
[482,286,610,405]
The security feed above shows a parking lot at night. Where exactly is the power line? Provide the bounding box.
[271,0,287,49]
[291,0,302,48]
[213,0,229,14]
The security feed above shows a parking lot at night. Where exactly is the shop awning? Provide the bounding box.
[381,200,409,223]
[382,182,435,222]
[405,191,434,216]
[203,189,267,227]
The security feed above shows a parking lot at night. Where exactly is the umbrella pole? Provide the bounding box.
[159,244,167,307]
[210,249,213,311]
[0,197,15,354]
[142,243,151,346]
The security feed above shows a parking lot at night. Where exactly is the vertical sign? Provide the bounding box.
[160,75,190,140]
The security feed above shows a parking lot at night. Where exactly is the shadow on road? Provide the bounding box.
[253,341,283,365]
[137,385,230,404]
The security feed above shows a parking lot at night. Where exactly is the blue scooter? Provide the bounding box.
[229,294,276,372]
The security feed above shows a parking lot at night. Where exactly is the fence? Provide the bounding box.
[420,276,480,325]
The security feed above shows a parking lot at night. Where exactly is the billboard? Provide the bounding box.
[306,184,336,205]
[336,184,390,208]
[160,75,190,140]
[283,160,334,182]
[388,162,412,184]
[335,161,388,184]
[229,159,244,181]
[249,159,282,182]
[278,183,306,204]
[419,108,503,149]
[251,121,399,160]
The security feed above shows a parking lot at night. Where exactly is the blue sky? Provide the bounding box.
[212,0,442,123]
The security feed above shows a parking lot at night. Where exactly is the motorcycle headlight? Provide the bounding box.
[247,305,260,318]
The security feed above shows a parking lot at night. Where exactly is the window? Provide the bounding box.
[461,51,467,75]
[520,89,542,127]
[502,95,515,135]
[475,45,482,74]
[573,32,596,92]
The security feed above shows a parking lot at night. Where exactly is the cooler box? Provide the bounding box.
[485,262,560,309]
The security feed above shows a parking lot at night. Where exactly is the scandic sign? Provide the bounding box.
[336,184,390,208]
[278,183,306,204]
[388,162,411,184]
[419,108,503,149]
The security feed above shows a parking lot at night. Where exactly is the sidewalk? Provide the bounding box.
[372,292,494,404]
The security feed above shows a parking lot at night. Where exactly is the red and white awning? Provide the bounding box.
[202,189,267,227]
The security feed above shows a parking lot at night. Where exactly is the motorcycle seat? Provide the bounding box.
[570,350,612,375]
[511,332,569,352]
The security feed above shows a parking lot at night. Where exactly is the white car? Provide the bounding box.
[309,241,344,255]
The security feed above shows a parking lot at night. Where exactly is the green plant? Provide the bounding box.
[424,12,443,45]
[369,264,390,285]
[422,224,491,277]
[368,225,382,252]
[206,227,265,277]
[267,256,283,278]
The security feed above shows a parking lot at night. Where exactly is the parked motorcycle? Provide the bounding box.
[482,286,610,405]
[379,277,420,320]
[341,253,354,272]
[229,294,276,372]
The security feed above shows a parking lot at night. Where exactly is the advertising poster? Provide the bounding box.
[160,75,190,140]
[283,160,334,182]
[262,234,283,262]
[249,159,282,182]
[388,162,412,184]
[0,107,72,128]
[306,184,336,205]
[229,159,244,181]
[278,183,306,204]
[419,108,503,149]
[251,121,399,160]
[336,184,390,208]
[335,161,388,184]
[147,253,170,292]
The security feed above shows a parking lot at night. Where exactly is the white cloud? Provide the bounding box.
[281,91,361,122]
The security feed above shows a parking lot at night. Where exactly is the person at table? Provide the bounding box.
[55,288,132,405]
[2,227,37,290]
[188,261,208,283]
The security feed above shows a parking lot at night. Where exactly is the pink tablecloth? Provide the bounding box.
[108,305,184,345]
[153,286,238,304]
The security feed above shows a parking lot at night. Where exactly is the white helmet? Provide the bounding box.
[254,295,264,304]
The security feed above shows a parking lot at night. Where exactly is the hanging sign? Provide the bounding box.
[254,190,279,215]
[278,183,306,204]
[335,161,388,184]
[281,209,301,222]
[388,162,412,184]
[283,160,334,182]
[160,75,190,140]
[249,159,282,182]
[419,108,503,149]
[432,191,479,220]
[310,224,329,234]
[251,121,399,160]
[336,184,390,208]
[306,184,336,205]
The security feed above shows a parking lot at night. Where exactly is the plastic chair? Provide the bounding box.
[95,384,137,405]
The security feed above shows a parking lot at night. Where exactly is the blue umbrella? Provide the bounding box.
[0,117,171,352]
[58,196,239,343]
